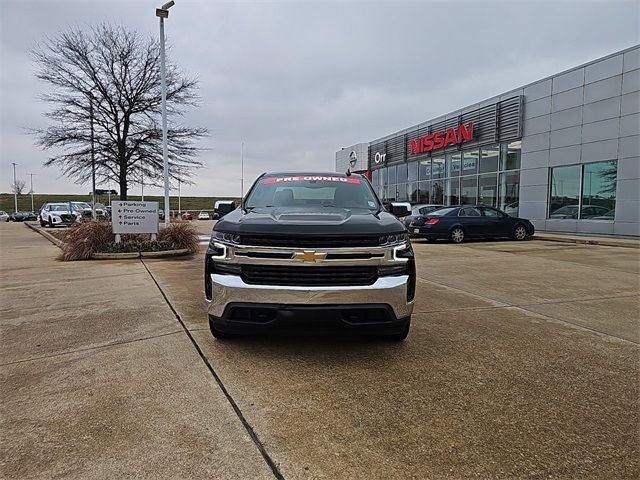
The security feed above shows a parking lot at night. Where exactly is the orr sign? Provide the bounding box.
[408,122,474,155]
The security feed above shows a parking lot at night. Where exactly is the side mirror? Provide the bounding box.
[389,202,410,217]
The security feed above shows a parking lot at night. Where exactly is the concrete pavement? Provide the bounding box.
[144,237,639,479]
[0,223,274,479]
[2,222,639,478]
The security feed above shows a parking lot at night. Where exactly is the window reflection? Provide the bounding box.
[462,149,478,176]
[432,156,445,179]
[549,165,581,218]
[461,176,477,205]
[445,178,460,206]
[499,171,520,216]
[501,141,521,171]
[478,173,498,207]
[480,145,499,173]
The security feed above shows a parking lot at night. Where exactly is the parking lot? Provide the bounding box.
[1,222,638,479]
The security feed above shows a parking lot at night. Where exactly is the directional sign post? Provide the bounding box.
[112,201,159,241]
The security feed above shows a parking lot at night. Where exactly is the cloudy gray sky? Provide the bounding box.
[1,0,638,197]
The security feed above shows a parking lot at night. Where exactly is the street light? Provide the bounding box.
[156,0,174,226]
[28,173,36,213]
[11,162,18,213]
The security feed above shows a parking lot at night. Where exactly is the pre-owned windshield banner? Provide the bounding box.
[263,176,360,184]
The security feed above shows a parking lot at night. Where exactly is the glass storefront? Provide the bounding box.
[371,141,521,214]
[549,160,617,220]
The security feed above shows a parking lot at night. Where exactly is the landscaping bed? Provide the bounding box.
[35,220,200,261]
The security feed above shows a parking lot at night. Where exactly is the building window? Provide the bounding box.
[548,161,617,220]
[419,159,431,180]
[446,152,461,177]
[480,145,499,173]
[388,165,397,185]
[549,165,581,218]
[581,161,617,218]
[379,167,387,187]
[478,173,498,207]
[432,156,445,179]
[501,141,521,171]
[418,181,430,203]
[372,169,379,187]
[397,163,408,183]
[461,176,478,204]
[499,170,520,216]
[445,178,460,206]
[462,149,478,176]
[408,161,418,182]
[408,182,419,202]
[431,180,444,204]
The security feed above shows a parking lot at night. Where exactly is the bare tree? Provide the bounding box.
[11,180,27,195]
[30,24,208,200]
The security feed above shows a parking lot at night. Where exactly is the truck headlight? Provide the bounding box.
[212,231,240,245]
[378,233,409,246]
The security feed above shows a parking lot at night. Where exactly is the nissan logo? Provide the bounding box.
[349,150,357,168]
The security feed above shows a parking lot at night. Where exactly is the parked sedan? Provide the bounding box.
[8,211,37,222]
[197,211,210,220]
[403,204,445,230]
[181,211,193,221]
[411,205,535,243]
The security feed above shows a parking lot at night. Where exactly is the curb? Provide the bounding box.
[25,223,195,259]
[533,234,640,249]
[25,222,63,248]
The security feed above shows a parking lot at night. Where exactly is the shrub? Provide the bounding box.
[157,221,199,253]
[97,240,173,253]
[59,221,113,261]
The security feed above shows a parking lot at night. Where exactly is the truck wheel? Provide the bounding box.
[39,218,46,227]
[385,319,411,341]
[208,315,236,339]
[450,227,465,243]
[47,216,53,227]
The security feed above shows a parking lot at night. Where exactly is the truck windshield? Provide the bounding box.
[245,176,379,211]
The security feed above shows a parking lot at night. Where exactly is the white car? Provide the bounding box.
[39,203,80,227]
[70,202,108,220]
[0,211,8,222]
[198,211,210,220]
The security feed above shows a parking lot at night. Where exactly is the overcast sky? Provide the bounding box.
[1,0,638,197]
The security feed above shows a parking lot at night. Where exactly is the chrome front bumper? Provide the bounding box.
[206,273,413,320]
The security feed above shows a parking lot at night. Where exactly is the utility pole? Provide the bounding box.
[141,167,144,201]
[28,173,36,213]
[11,162,17,213]
[240,141,244,197]
[178,179,181,215]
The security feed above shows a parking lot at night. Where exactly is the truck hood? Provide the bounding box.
[214,206,406,236]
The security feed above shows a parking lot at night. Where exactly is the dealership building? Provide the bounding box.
[336,46,639,237]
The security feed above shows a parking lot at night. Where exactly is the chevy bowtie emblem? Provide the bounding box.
[293,250,327,263]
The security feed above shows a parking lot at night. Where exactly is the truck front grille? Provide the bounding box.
[241,265,378,287]
[239,235,379,248]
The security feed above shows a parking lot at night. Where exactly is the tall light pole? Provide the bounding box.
[28,173,36,213]
[156,0,174,227]
[11,162,18,213]
[240,141,244,197]
[90,97,96,219]
[178,179,181,215]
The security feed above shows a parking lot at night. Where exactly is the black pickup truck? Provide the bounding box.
[204,172,416,340]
